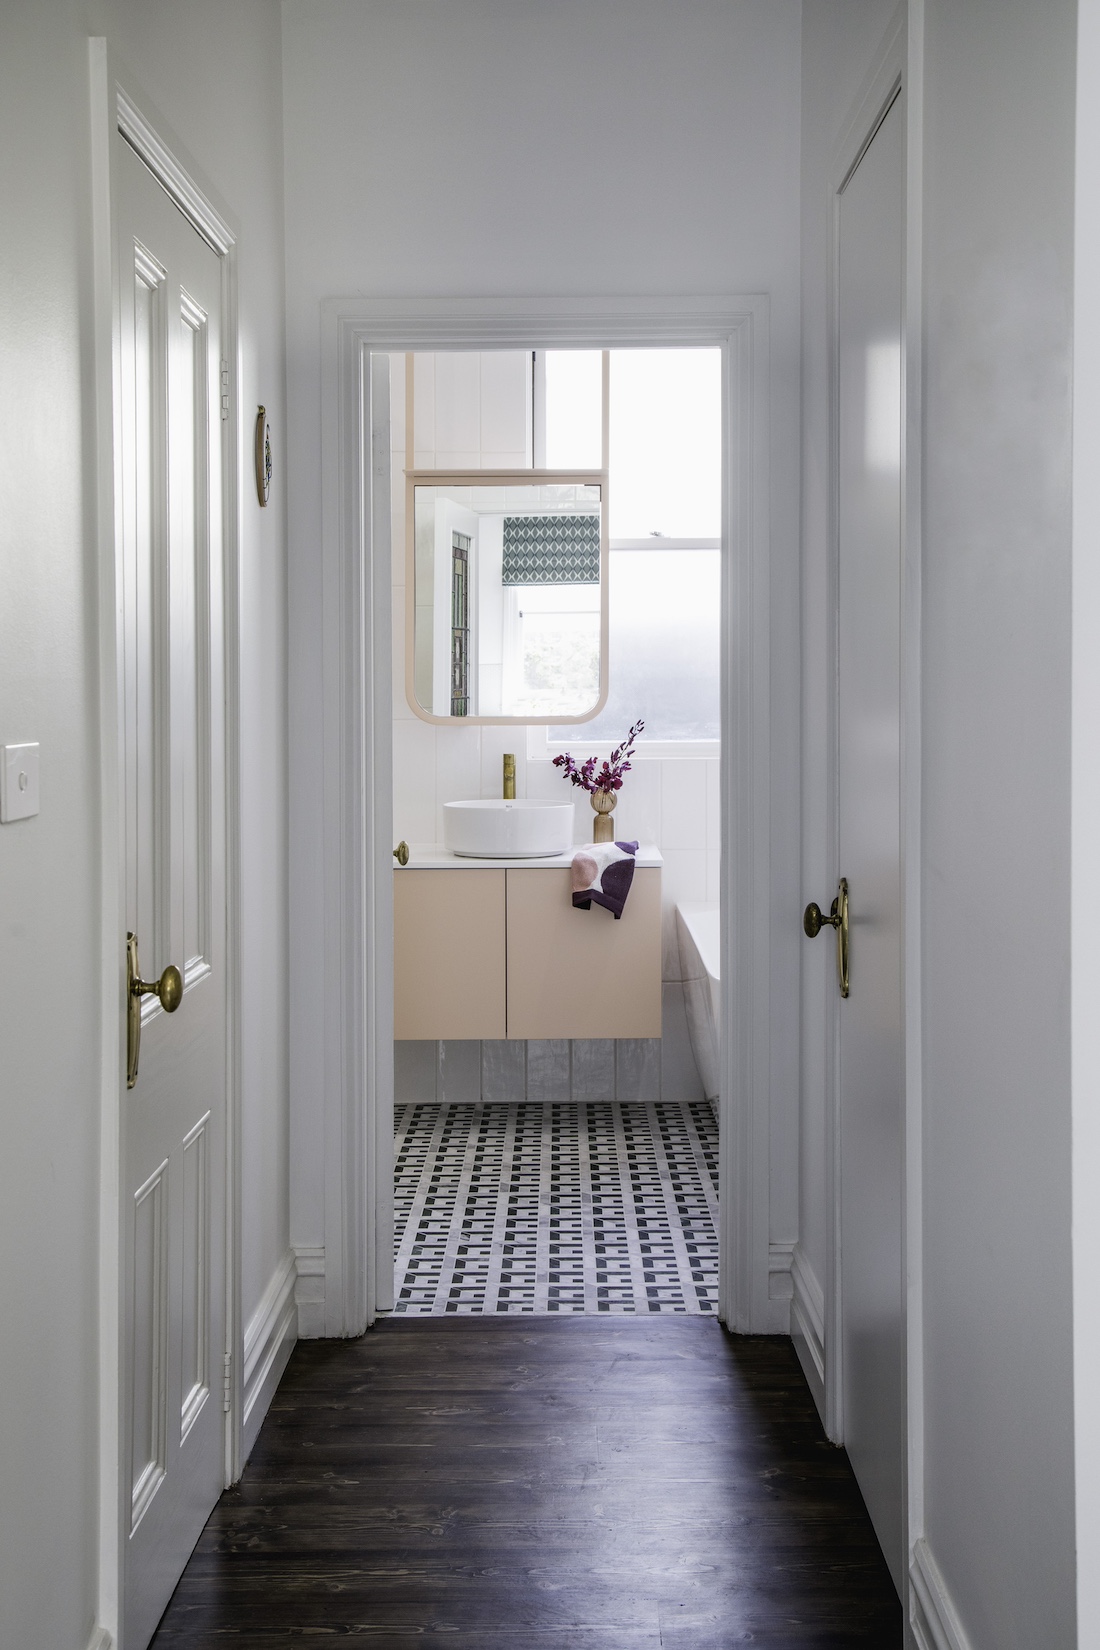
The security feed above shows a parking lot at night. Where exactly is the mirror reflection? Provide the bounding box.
[410,482,605,720]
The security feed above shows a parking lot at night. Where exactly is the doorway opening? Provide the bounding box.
[385,346,723,1316]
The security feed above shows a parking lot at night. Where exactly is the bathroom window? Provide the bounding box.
[533,345,722,756]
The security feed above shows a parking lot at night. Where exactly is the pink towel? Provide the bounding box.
[571,840,638,919]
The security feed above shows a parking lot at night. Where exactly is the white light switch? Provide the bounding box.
[1,743,40,822]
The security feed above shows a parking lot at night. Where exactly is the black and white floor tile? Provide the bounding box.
[392,1100,720,1315]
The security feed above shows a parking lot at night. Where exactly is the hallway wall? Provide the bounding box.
[919,0,1076,1643]
[0,9,104,1643]
[0,3,289,1644]
[282,0,804,1324]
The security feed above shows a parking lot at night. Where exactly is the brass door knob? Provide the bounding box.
[126,932,183,1088]
[132,960,184,1013]
[802,878,850,998]
[393,841,410,866]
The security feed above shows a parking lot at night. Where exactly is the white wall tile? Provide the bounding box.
[480,722,528,800]
[705,757,721,855]
[433,351,481,454]
[659,847,709,908]
[613,759,661,848]
[480,350,531,455]
[435,449,481,469]
[480,451,529,468]
[438,1038,481,1104]
[392,717,436,842]
[389,352,407,451]
[661,759,708,850]
[412,353,435,457]
[391,600,416,721]
[434,724,483,835]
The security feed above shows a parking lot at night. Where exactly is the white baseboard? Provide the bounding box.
[790,1244,826,1420]
[911,1538,973,1650]
[242,1250,297,1461]
[294,1243,326,1339]
[86,1630,113,1650]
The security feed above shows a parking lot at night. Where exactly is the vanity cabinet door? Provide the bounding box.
[393,869,506,1039]
[505,867,662,1040]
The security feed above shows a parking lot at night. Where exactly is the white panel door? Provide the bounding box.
[117,137,227,1650]
[836,90,905,1592]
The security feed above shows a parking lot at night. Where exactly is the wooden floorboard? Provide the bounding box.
[150,1317,901,1648]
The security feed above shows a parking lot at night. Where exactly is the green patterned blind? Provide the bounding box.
[501,513,601,586]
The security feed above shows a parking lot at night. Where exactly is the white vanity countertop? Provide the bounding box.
[399,842,663,870]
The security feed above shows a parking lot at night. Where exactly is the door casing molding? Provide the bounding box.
[822,0,925,1626]
[89,40,244,1644]
[315,293,780,1337]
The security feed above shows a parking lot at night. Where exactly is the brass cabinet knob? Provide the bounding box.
[802,878,850,998]
[393,841,410,866]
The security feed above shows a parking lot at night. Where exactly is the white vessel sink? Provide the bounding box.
[443,799,575,859]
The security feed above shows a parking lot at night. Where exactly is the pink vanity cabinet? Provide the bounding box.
[393,850,662,1041]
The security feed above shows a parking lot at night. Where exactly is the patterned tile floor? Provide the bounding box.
[392,1100,720,1315]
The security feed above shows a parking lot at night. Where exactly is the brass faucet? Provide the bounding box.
[503,753,516,800]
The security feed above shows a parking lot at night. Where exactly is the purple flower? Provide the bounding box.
[552,721,645,794]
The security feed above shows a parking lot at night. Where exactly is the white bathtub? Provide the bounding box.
[675,902,720,1107]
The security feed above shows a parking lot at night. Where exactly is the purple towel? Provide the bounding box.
[571,840,639,919]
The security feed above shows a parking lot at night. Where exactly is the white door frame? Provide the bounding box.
[823,2,926,1629]
[317,294,781,1337]
[89,43,244,1645]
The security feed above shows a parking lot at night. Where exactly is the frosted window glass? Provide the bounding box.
[552,548,720,744]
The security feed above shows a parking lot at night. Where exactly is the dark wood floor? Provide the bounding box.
[151,1317,901,1648]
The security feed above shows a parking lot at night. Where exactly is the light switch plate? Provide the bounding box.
[1,743,40,822]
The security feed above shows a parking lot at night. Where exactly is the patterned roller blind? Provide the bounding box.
[501,513,601,586]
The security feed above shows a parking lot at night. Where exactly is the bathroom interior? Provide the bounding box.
[386,346,724,1315]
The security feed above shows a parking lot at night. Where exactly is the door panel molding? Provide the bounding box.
[89,39,243,1648]
[822,0,925,1628]
[314,293,778,1338]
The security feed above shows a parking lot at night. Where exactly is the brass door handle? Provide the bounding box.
[393,841,409,866]
[126,931,183,1088]
[803,878,850,998]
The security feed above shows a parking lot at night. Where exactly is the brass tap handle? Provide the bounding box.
[503,753,516,800]
[803,878,850,999]
[393,841,410,866]
[126,932,182,1089]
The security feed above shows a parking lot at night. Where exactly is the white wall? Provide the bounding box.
[1073,5,1100,1639]
[0,8,104,1642]
[0,3,289,1642]
[919,0,1076,1643]
[283,0,804,1308]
